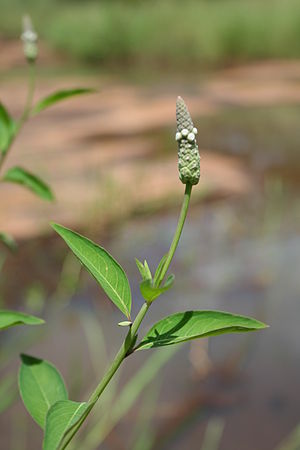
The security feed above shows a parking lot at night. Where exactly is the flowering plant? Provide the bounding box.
[18,96,267,450]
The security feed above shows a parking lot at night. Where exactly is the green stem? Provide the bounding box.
[155,182,192,287]
[19,62,36,126]
[61,302,150,450]
[61,183,193,449]
[89,302,149,404]
[0,62,36,174]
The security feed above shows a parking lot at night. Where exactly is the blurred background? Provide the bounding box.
[0,0,300,449]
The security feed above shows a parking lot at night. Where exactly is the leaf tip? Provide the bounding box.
[258,321,269,329]
[46,192,55,202]
[20,353,44,370]
[50,222,61,233]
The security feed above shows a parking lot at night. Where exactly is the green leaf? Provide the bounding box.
[135,258,152,281]
[143,260,152,281]
[135,258,146,279]
[32,88,95,115]
[140,274,175,303]
[0,103,15,154]
[19,354,68,429]
[0,310,44,331]
[2,166,54,201]
[52,223,132,318]
[0,232,17,251]
[137,310,267,350]
[43,400,92,450]
[153,254,168,286]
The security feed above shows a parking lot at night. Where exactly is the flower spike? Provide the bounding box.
[176,96,200,185]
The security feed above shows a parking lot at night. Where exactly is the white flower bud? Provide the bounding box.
[187,132,195,142]
[181,128,189,137]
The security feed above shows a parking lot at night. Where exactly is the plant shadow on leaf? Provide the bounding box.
[143,311,193,347]
[137,311,267,350]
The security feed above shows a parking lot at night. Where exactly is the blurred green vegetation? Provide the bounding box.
[1,0,300,68]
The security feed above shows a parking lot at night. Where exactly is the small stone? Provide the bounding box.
[175,132,182,141]
[193,127,198,135]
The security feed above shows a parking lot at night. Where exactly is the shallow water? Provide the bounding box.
[109,193,300,450]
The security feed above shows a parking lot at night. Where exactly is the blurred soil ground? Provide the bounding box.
[1,40,300,239]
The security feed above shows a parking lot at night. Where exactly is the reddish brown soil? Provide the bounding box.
[1,39,300,238]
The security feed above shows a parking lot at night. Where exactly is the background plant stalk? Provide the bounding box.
[61,182,193,449]
[0,62,36,173]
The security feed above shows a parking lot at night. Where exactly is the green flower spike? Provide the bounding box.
[176,96,200,185]
[21,15,38,63]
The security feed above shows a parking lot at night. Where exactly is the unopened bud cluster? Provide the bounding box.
[176,97,200,185]
[21,15,38,63]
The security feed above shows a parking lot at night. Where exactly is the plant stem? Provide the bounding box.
[62,182,193,449]
[61,302,150,450]
[89,302,150,404]
[155,182,192,287]
[0,62,36,174]
[19,62,36,126]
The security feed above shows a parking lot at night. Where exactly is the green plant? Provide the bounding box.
[0,15,93,251]
[0,16,93,330]
[18,97,267,450]
[2,0,300,68]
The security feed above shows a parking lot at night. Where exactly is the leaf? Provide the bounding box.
[19,354,68,429]
[153,253,168,286]
[43,400,92,450]
[52,223,131,318]
[32,88,95,115]
[137,310,268,350]
[140,274,175,303]
[135,258,152,281]
[0,102,15,154]
[0,310,44,331]
[143,260,152,281]
[2,166,54,201]
[135,259,146,279]
[0,232,17,251]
